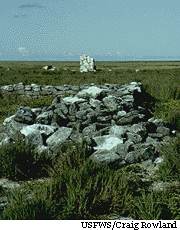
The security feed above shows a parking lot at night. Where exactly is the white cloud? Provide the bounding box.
[116,51,121,56]
[0,51,2,56]
[18,47,29,56]
[68,52,73,56]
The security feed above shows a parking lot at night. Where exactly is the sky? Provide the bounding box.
[0,0,180,61]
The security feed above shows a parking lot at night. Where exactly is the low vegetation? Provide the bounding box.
[0,61,180,219]
[1,139,180,220]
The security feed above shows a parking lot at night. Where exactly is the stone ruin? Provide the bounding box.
[0,82,176,172]
[80,54,96,72]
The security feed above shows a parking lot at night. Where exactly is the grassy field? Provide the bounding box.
[0,61,180,128]
[0,61,180,220]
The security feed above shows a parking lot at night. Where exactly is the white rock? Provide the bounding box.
[80,54,95,72]
[117,111,127,116]
[154,156,164,165]
[63,96,86,104]
[20,124,57,137]
[109,125,128,138]
[89,98,102,107]
[42,66,48,71]
[77,86,104,99]
[93,135,123,151]
[103,95,118,111]
[3,115,15,125]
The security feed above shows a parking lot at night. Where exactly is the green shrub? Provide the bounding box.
[157,135,180,182]
[132,192,166,220]
[48,142,136,219]
[1,140,180,220]
[153,100,180,131]
[0,136,52,181]
[168,195,180,220]
[0,183,56,220]
[132,190,180,220]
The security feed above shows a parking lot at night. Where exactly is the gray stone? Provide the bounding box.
[152,119,164,127]
[109,125,129,138]
[146,136,162,152]
[1,85,14,92]
[31,108,42,117]
[69,103,78,116]
[148,133,163,138]
[24,130,43,147]
[70,131,83,143]
[97,116,112,123]
[103,95,119,112]
[14,106,36,124]
[156,127,170,136]
[31,84,41,92]
[124,139,134,152]
[90,150,123,167]
[126,82,142,93]
[24,85,32,91]
[117,111,140,125]
[125,143,155,164]
[89,98,102,108]
[116,88,129,97]
[121,95,134,103]
[129,123,147,137]
[138,144,155,161]
[117,110,127,117]
[115,143,127,158]
[150,181,180,193]
[125,151,137,164]
[35,111,54,125]
[35,145,52,159]
[46,127,72,151]
[68,115,76,122]
[78,102,91,111]
[76,110,87,120]
[94,127,110,137]
[86,110,96,121]
[3,115,27,137]
[0,133,12,146]
[82,124,97,137]
[53,108,67,120]
[127,132,142,143]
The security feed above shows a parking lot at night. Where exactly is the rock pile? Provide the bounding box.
[80,54,96,72]
[0,82,174,170]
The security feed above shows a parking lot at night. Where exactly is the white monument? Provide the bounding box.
[80,54,96,72]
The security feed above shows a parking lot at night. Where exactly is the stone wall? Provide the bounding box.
[0,81,175,170]
[0,82,98,98]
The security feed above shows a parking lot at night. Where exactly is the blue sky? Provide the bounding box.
[0,0,180,61]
